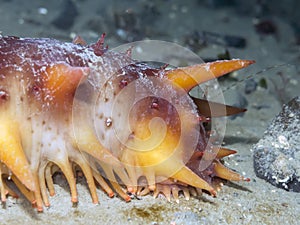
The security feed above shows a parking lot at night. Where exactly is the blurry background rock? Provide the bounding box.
[254,19,277,36]
[253,96,300,192]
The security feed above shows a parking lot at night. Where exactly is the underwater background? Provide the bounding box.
[0,0,299,224]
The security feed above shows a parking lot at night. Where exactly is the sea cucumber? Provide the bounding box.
[0,34,253,211]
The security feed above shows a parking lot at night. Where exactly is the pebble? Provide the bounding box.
[253,96,300,192]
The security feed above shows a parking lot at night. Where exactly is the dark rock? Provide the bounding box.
[254,19,278,36]
[52,0,79,30]
[253,96,300,192]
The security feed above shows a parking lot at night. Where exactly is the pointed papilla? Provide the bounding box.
[90,33,108,56]
[216,147,237,159]
[72,35,87,46]
[213,161,249,181]
[172,166,216,196]
[166,59,255,91]
[192,97,246,117]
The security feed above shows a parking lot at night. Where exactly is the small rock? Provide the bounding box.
[253,96,300,192]
[254,19,278,36]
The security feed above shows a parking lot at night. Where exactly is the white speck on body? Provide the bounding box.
[105,117,112,127]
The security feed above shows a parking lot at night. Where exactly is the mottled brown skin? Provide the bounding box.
[0,35,253,211]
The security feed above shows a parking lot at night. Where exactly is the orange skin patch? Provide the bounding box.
[42,63,89,109]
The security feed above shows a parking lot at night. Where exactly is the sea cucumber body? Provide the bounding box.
[0,36,252,211]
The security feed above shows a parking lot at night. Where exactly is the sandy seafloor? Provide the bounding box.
[0,0,299,224]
